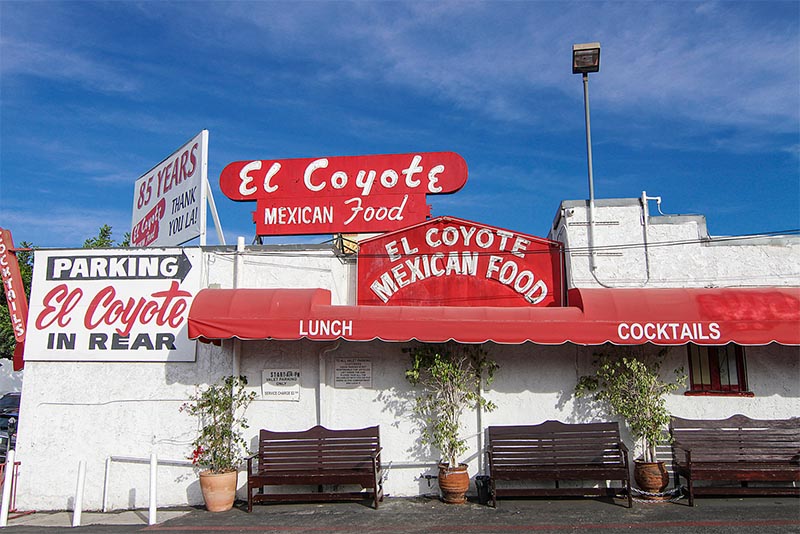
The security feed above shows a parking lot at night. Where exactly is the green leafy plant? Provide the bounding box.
[404,342,498,468]
[180,375,257,473]
[575,347,686,463]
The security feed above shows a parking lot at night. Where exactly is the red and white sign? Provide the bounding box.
[25,249,201,362]
[357,217,564,307]
[0,228,29,370]
[131,131,208,247]
[219,152,467,235]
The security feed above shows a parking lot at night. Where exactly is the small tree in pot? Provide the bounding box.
[404,342,498,504]
[181,375,257,511]
[574,347,685,496]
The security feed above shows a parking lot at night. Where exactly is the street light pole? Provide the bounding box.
[582,71,595,207]
[573,42,601,270]
[572,42,601,207]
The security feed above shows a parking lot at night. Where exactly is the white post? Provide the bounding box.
[0,450,16,527]
[199,129,210,246]
[206,180,226,245]
[102,457,111,512]
[72,460,86,528]
[148,453,157,525]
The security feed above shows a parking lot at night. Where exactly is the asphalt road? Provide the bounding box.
[4,495,799,534]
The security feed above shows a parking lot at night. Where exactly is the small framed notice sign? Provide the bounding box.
[262,369,300,401]
[334,358,372,388]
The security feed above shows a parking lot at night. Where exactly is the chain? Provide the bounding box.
[630,486,685,503]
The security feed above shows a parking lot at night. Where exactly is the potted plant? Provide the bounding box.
[181,375,257,512]
[574,346,685,497]
[404,342,498,504]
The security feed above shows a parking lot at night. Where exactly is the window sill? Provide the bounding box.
[684,391,754,397]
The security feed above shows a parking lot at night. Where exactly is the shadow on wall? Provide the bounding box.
[185,476,202,506]
[451,342,800,400]
[375,386,431,463]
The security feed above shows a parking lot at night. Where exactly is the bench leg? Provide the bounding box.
[625,478,632,508]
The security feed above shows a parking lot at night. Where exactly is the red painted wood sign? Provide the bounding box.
[0,228,29,370]
[357,217,564,307]
[219,152,467,235]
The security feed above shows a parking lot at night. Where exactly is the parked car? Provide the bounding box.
[0,412,17,463]
[0,392,20,414]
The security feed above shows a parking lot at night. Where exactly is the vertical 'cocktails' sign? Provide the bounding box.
[0,228,29,370]
[219,152,467,235]
[25,248,200,362]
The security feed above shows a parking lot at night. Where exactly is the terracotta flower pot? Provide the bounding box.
[438,463,470,504]
[199,470,238,512]
[633,460,670,496]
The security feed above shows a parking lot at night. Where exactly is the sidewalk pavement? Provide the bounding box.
[2,495,799,533]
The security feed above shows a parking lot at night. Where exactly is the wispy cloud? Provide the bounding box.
[0,37,140,94]
[2,204,131,247]
[4,2,795,142]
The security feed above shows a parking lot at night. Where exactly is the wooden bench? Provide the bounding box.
[246,425,384,511]
[670,414,800,506]
[487,421,632,508]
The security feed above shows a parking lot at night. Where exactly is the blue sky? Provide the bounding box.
[1,1,798,248]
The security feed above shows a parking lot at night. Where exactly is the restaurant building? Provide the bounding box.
[12,192,799,512]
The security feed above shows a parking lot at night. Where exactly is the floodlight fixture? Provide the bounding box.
[572,42,601,74]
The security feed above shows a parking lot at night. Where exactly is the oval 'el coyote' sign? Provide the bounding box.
[219,152,467,235]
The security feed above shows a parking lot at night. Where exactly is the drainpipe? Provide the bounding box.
[476,380,484,474]
[318,341,341,427]
[232,237,245,378]
[639,191,660,287]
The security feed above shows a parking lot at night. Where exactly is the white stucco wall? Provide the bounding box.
[550,198,800,289]
[12,198,800,511]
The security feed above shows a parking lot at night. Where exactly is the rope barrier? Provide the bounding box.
[630,486,685,503]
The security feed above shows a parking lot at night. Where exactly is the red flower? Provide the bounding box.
[189,445,204,464]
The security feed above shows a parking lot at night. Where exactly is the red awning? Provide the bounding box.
[187,287,800,346]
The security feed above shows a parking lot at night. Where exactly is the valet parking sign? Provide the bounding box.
[131,131,208,247]
[25,248,201,362]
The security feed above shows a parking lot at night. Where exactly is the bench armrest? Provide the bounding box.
[671,440,692,452]
[617,441,630,467]
[246,453,257,474]
[671,441,693,466]
[371,447,383,470]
